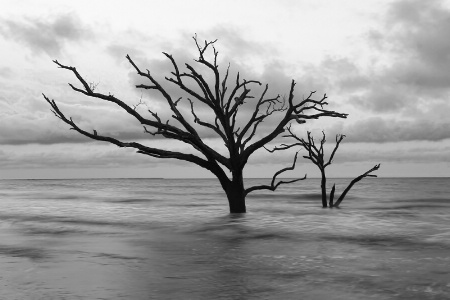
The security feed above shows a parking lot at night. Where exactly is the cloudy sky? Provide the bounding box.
[1,0,450,179]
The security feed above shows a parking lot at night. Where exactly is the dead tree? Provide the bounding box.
[43,35,347,213]
[267,128,379,208]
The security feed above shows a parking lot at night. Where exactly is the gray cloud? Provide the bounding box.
[383,0,450,92]
[203,26,277,57]
[343,117,450,143]
[0,144,158,169]
[247,136,450,170]
[297,0,450,144]
[106,44,145,64]
[352,0,450,113]
[0,67,14,78]
[321,57,370,92]
[327,142,450,164]
[0,92,152,145]
[347,85,411,113]
[0,13,93,57]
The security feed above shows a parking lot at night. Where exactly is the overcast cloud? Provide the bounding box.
[1,0,449,178]
[344,0,450,115]
[0,12,94,57]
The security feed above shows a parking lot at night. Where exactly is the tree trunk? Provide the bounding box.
[329,183,336,207]
[320,170,327,208]
[224,170,247,213]
[225,185,246,213]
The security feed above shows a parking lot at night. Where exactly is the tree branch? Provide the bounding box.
[245,152,306,195]
[186,98,227,141]
[43,94,212,169]
[333,164,381,207]
[242,80,347,162]
[53,60,188,138]
[126,54,230,168]
[50,57,231,170]
[324,134,345,167]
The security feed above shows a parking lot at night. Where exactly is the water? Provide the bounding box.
[0,178,449,299]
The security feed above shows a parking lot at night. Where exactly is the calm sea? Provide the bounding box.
[0,178,449,299]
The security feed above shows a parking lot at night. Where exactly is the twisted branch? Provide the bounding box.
[245,152,306,195]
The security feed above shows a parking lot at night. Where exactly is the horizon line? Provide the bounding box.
[1,176,449,180]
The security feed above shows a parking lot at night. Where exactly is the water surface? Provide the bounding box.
[0,178,449,299]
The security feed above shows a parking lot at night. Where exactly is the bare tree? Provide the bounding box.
[43,36,347,213]
[267,128,380,208]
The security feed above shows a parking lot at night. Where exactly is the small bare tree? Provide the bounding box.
[43,36,347,213]
[267,128,380,208]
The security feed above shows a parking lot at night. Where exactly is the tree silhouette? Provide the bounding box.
[267,127,380,207]
[43,36,347,213]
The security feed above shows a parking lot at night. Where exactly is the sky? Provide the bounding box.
[1,0,450,179]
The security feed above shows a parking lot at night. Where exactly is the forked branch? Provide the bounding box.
[242,80,347,163]
[333,163,380,207]
[245,152,306,195]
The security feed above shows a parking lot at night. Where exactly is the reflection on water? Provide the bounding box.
[0,178,449,299]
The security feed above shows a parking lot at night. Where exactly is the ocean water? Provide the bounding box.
[0,177,449,299]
